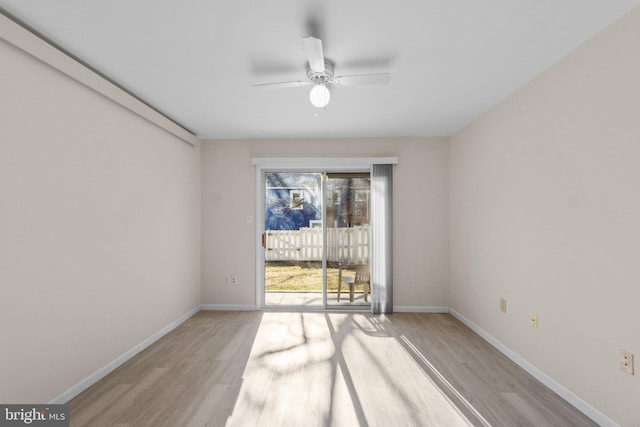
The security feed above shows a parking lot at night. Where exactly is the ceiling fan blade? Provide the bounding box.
[253,81,311,90]
[302,36,325,73]
[332,73,391,86]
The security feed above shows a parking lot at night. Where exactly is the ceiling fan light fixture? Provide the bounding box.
[309,84,330,108]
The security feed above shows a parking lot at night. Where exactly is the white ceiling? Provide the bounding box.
[1,1,638,139]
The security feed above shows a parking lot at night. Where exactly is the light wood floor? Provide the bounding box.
[69,311,598,427]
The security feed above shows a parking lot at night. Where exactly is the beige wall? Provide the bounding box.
[450,7,640,426]
[201,138,449,308]
[0,37,201,402]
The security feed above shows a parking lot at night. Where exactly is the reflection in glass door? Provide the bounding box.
[263,171,370,308]
[326,173,371,307]
[263,172,324,307]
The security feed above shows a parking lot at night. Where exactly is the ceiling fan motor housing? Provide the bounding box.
[307,60,334,84]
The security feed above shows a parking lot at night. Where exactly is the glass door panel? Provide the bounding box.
[263,172,324,307]
[325,173,371,307]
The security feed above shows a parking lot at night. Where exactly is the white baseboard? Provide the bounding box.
[394,306,449,313]
[200,304,447,313]
[200,304,258,311]
[48,305,201,404]
[448,308,620,427]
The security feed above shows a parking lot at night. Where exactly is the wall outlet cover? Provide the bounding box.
[620,350,634,375]
[530,313,538,329]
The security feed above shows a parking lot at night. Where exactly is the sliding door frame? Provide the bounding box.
[253,157,398,310]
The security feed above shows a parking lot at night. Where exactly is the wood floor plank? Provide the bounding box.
[68,311,598,427]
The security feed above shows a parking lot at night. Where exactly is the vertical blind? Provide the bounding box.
[371,164,393,314]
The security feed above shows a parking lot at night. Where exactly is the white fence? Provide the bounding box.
[265,225,369,264]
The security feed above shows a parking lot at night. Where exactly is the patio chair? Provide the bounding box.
[337,263,370,302]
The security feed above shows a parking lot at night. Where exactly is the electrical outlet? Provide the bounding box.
[500,298,507,313]
[231,276,238,285]
[620,350,634,375]
[530,313,538,329]
[224,276,231,285]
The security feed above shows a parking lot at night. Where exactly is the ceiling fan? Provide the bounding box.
[254,37,391,108]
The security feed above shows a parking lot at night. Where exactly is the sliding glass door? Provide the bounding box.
[262,171,371,309]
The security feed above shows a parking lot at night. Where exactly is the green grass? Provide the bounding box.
[265,261,345,291]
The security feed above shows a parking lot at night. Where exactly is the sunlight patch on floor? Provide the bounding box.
[226,312,478,427]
